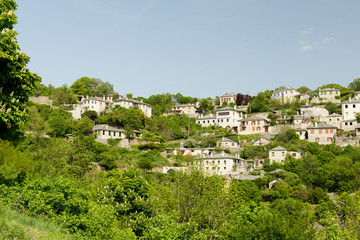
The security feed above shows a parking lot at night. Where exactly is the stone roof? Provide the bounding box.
[327,113,342,117]
[113,98,151,107]
[217,137,235,143]
[196,152,241,160]
[239,115,268,122]
[307,123,337,129]
[270,146,287,151]
[82,97,111,103]
[197,114,216,120]
[93,124,141,133]
[216,106,244,112]
[342,98,360,104]
[220,93,236,98]
[173,104,197,108]
[319,88,340,92]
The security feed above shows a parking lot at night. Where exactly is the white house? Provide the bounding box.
[307,122,336,145]
[113,98,152,118]
[271,87,300,103]
[171,104,199,117]
[165,148,214,157]
[216,137,240,151]
[196,106,245,133]
[238,115,270,134]
[69,96,111,119]
[269,146,287,164]
[93,124,142,147]
[195,152,251,176]
[326,113,342,129]
[319,88,341,102]
[220,93,237,104]
[300,104,329,121]
[341,97,360,131]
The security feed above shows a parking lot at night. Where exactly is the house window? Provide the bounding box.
[310,130,314,134]
[232,143,234,146]
[224,167,226,170]
[103,130,105,135]
[114,131,116,136]
[257,121,260,125]
[292,153,296,157]
[252,127,255,131]
[260,161,263,164]
[325,129,329,134]
[354,104,356,108]
[330,129,334,133]
[119,133,122,137]
[319,129,322,134]
[350,122,353,125]
[218,161,220,165]
[315,138,319,142]
[345,105,348,108]
[224,160,226,164]
[271,152,275,157]
[345,122,348,126]
[109,131,111,136]
[327,137,333,142]
[282,152,285,156]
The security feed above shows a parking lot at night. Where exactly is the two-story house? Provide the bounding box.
[220,93,237,104]
[271,87,300,103]
[307,122,337,144]
[238,115,270,134]
[113,98,152,118]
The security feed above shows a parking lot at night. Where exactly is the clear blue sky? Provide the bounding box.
[15,0,360,98]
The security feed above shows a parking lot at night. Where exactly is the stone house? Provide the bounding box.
[216,137,240,151]
[113,97,152,118]
[252,137,271,146]
[165,148,214,157]
[220,93,237,104]
[300,104,329,121]
[326,113,342,129]
[196,106,245,133]
[195,152,251,176]
[294,128,307,140]
[70,96,111,119]
[319,88,341,101]
[269,146,287,164]
[271,87,300,103]
[238,115,270,134]
[171,104,199,117]
[341,97,360,131]
[93,124,142,147]
[307,122,337,144]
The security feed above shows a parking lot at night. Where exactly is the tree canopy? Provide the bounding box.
[0,0,41,139]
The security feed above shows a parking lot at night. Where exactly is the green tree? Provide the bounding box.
[348,78,360,91]
[0,0,41,139]
[48,109,74,137]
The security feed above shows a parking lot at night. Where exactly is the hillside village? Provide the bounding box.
[29,79,360,179]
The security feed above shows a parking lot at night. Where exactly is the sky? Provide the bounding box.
[15,0,360,98]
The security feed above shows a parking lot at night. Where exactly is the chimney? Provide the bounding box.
[349,97,352,102]
[103,95,105,101]
[315,122,318,128]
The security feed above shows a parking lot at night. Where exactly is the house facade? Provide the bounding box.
[307,123,336,144]
[326,113,342,129]
[196,106,244,132]
[220,93,237,104]
[252,137,271,146]
[319,88,340,100]
[165,148,214,157]
[113,98,152,118]
[69,96,111,119]
[300,104,329,121]
[216,137,240,151]
[93,124,142,147]
[239,115,270,134]
[271,87,300,103]
[269,146,287,164]
[171,104,199,117]
[195,152,251,175]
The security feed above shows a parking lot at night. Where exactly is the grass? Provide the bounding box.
[0,203,74,240]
